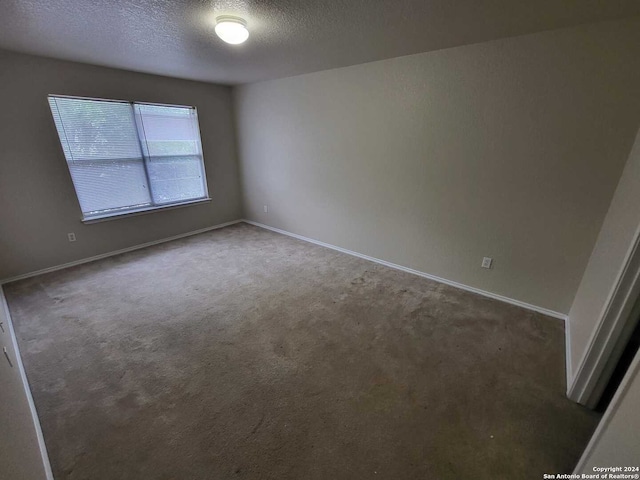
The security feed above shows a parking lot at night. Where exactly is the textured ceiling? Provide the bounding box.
[1,0,639,85]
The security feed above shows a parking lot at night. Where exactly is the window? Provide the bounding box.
[48,95,209,221]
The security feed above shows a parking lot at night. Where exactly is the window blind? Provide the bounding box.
[48,95,209,221]
[134,104,207,206]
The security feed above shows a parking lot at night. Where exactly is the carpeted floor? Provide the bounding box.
[4,223,599,480]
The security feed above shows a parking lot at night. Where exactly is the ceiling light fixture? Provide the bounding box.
[215,16,249,45]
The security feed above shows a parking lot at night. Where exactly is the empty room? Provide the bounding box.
[1,1,640,479]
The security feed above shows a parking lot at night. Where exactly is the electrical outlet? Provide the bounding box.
[263,205,268,213]
[482,257,493,269]
[67,232,76,242]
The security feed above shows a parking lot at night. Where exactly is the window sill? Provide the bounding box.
[82,198,212,224]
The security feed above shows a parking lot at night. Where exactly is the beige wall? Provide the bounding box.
[568,129,640,381]
[0,49,242,280]
[0,290,50,479]
[576,349,640,472]
[234,19,640,314]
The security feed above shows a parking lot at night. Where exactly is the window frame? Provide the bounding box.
[47,94,211,223]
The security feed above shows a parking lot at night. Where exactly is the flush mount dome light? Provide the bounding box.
[215,16,249,45]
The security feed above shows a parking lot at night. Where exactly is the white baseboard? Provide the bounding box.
[0,219,242,285]
[243,219,568,321]
[1,289,54,480]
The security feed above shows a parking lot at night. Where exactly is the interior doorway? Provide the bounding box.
[568,221,640,409]
[595,299,640,412]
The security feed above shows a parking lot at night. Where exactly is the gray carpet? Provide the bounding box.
[4,223,599,479]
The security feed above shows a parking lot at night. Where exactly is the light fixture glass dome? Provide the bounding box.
[215,16,249,45]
